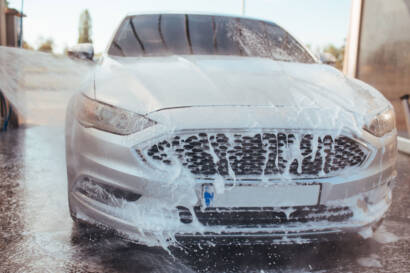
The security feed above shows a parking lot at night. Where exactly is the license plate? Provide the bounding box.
[201,183,320,208]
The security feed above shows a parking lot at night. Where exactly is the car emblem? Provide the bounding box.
[202,184,215,208]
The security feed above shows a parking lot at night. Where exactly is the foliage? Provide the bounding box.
[78,9,92,44]
[323,44,345,70]
[22,40,33,50]
[37,38,54,53]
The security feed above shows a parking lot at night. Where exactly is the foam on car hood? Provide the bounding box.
[95,55,389,120]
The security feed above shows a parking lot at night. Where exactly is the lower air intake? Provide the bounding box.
[177,206,353,227]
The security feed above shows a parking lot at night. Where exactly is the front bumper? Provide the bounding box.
[66,110,397,245]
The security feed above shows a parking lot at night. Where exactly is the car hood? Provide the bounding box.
[92,55,389,130]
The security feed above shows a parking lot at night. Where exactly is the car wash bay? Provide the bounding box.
[0,125,409,273]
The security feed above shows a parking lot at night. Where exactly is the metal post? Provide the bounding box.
[343,0,364,77]
[0,0,6,46]
[401,95,410,136]
[18,0,24,47]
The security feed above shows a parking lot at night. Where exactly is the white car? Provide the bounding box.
[66,13,397,246]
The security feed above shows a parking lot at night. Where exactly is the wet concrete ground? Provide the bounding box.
[0,126,409,273]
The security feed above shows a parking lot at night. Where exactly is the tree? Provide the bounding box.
[322,43,345,70]
[5,0,9,7]
[22,40,33,50]
[78,9,92,44]
[37,38,54,53]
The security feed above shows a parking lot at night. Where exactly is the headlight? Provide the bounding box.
[364,108,395,137]
[75,94,156,135]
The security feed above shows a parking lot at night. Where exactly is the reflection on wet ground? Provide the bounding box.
[0,126,409,273]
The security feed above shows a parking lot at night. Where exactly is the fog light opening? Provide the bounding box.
[177,206,193,224]
[75,177,141,206]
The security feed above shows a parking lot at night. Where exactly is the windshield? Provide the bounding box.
[108,14,316,63]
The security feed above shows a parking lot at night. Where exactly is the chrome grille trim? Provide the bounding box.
[138,130,370,179]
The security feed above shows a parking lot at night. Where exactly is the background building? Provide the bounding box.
[0,0,24,47]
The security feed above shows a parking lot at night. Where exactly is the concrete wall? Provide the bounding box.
[358,0,410,132]
[345,0,410,132]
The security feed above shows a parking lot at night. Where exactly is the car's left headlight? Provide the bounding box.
[364,108,396,137]
[75,94,156,135]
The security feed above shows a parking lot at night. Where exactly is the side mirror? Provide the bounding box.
[67,43,94,61]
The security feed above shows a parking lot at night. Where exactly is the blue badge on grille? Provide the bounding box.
[203,185,214,208]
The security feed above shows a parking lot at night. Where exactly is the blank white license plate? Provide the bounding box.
[202,184,320,208]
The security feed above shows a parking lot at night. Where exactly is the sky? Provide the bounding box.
[8,0,352,54]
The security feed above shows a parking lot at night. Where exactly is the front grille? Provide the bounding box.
[177,206,353,227]
[142,131,369,178]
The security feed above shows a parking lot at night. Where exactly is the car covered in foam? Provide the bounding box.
[65,13,397,247]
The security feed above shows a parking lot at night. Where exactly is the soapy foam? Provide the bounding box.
[0,45,395,250]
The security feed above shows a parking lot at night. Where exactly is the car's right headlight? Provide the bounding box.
[75,94,156,135]
[364,108,396,137]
